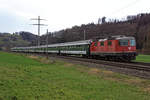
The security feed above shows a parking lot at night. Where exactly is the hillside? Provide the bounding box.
[0,31,37,51]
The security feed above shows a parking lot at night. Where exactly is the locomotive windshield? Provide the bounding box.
[119,39,128,46]
[119,39,136,46]
[130,39,136,46]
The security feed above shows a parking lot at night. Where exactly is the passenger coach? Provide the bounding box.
[11,40,91,56]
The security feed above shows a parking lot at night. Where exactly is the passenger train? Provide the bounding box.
[11,35,137,61]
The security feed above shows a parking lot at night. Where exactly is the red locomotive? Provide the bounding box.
[90,35,137,61]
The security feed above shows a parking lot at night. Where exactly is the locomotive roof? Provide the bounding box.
[97,35,135,41]
[115,36,135,40]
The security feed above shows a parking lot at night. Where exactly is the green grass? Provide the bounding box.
[0,52,150,100]
[135,54,150,63]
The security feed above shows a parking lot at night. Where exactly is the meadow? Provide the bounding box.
[135,54,150,63]
[0,52,150,100]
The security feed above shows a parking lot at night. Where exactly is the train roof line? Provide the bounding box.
[95,35,135,41]
[12,39,92,49]
[11,35,135,49]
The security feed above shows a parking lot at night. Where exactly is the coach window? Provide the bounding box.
[108,41,112,46]
[100,42,104,46]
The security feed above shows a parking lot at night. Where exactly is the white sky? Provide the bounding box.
[0,0,150,35]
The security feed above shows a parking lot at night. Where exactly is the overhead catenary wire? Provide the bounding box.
[105,0,141,20]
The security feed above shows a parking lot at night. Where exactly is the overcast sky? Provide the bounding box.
[0,0,149,35]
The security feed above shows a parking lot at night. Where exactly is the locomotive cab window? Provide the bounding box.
[100,42,104,46]
[119,39,128,46]
[108,41,112,46]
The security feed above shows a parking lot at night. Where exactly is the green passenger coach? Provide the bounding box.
[11,40,92,56]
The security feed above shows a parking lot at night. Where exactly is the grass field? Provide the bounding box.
[135,54,150,63]
[0,52,150,100]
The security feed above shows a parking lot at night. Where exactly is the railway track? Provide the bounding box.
[131,62,150,67]
[28,53,150,72]
[52,55,150,72]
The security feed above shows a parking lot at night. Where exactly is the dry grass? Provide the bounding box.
[143,86,150,92]
[28,55,39,60]
[88,68,101,74]
[28,55,55,64]
[64,63,74,67]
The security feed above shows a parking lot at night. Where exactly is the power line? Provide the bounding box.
[30,16,47,46]
[109,0,141,16]
[97,0,141,24]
